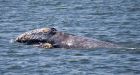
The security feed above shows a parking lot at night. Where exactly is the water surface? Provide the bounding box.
[0,0,140,75]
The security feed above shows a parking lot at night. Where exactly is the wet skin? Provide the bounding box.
[15,28,120,49]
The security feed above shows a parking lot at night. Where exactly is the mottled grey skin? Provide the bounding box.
[15,28,120,49]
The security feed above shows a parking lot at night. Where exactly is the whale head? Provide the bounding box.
[15,28,57,44]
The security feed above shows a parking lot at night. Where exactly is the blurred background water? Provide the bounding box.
[0,0,140,75]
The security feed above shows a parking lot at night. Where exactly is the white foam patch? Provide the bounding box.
[9,39,14,43]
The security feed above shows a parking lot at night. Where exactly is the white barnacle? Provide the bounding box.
[66,40,73,46]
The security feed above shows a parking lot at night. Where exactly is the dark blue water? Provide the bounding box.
[0,0,140,75]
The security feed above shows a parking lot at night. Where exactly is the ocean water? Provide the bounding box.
[0,0,140,75]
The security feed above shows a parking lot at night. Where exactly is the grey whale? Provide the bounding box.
[15,27,120,49]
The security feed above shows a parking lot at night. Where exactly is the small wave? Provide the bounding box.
[9,39,15,43]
